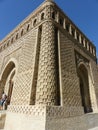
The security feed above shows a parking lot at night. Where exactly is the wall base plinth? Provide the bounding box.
[2,105,98,130]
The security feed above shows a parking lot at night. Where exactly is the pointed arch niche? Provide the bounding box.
[78,63,93,113]
[0,60,17,106]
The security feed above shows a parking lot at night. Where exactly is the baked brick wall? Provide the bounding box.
[18,29,38,73]
[46,112,98,130]
[0,39,22,76]
[0,39,22,98]
[36,21,59,105]
[59,31,82,108]
[10,29,38,105]
[0,1,98,130]
[74,43,98,112]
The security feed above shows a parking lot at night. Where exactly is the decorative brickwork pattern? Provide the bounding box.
[0,45,21,98]
[59,31,82,108]
[8,105,46,116]
[45,5,51,19]
[46,112,98,130]
[36,21,59,105]
[46,106,83,118]
[75,51,98,112]
[0,44,21,76]
[10,29,38,105]
[0,1,98,130]
[30,28,42,105]
[11,70,33,105]
[18,29,38,73]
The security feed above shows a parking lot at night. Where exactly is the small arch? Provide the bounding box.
[85,40,87,49]
[71,27,75,37]
[81,37,84,45]
[21,29,24,36]
[41,13,45,20]
[52,12,56,19]
[77,32,80,42]
[16,33,18,40]
[93,48,96,56]
[66,22,70,32]
[87,42,90,51]
[7,41,10,47]
[59,18,64,27]
[90,45,93,54]
[11,37,13,43]
[27,24,30,32]
[78,63,92,113]
[33,19,37,26]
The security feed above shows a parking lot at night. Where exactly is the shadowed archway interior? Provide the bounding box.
[78,64,92,113]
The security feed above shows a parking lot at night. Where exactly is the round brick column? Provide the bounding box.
[36,21,59,105]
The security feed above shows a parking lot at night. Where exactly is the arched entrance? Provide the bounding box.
[0,61,16,108]
[78,64,92,113]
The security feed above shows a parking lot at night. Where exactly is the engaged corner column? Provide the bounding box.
[36,21,59,106]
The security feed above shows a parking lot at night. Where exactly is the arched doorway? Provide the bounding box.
[78,64,92,113]
[0,61,16,108]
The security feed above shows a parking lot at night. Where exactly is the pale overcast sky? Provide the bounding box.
[0,0,98,55]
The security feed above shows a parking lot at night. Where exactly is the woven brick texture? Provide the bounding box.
[36,21,59,105]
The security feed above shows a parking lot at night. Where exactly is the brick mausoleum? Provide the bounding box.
[0,0,98,130]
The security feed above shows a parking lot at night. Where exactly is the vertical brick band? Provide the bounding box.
[36,21,59,105]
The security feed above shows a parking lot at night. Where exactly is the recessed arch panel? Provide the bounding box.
[78,63,92,113]
[0,59,17,107]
